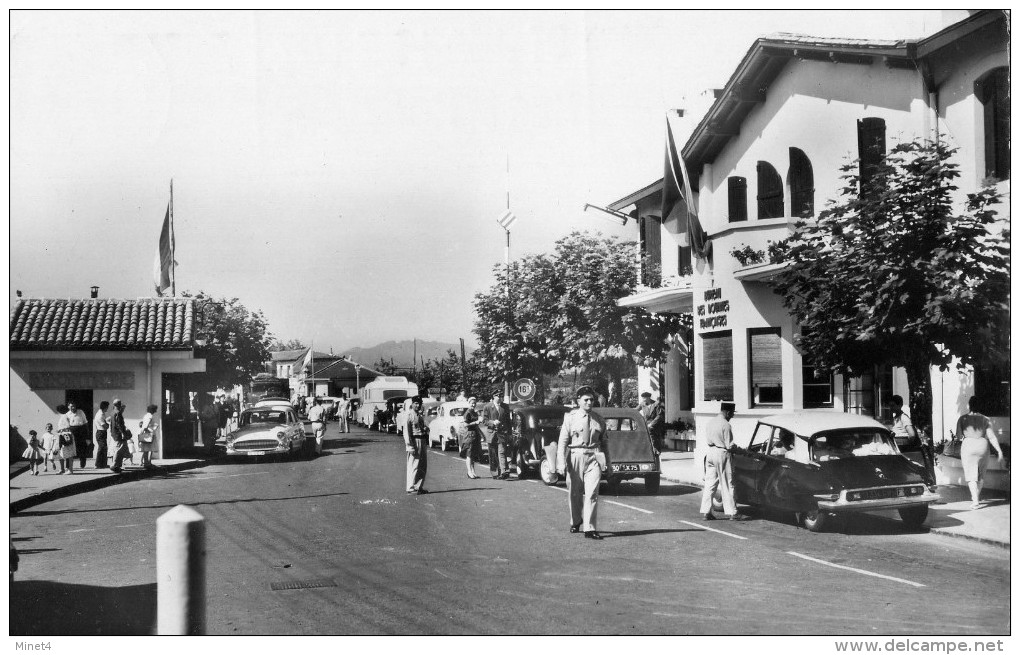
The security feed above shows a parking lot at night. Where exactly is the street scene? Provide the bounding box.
[8,8,1011,647]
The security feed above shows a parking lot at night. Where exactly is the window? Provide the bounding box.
[798,328,833,408]
[756,161,784,219]
[843,365,892,420]
[702,331,733,401]
[640,215,662,286]
[857,117,886,195]
[677,245,692,275]
[976,67,1009,180]
[788,148,814,217]
[727,176,747,222]
[749,328,782,406]
[974,359,1010,416]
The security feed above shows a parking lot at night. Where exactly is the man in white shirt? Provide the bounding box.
[307,397,327,455]
[699,403,749,522]
[65,401,91,469]
[93,401,111,469]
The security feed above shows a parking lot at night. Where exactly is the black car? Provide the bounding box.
[595,408,661,493]
[718,411,940,532]
[510,404,570,478]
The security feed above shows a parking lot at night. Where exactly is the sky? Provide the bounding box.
[9,9,947,353]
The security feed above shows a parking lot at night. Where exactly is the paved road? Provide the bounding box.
[10,424,1010,635]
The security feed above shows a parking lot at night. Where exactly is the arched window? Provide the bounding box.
[857,117,886,195]
[976,67,1009,180]
[788,148,814,218]
[757,161,784,219]
[727,176,747,222]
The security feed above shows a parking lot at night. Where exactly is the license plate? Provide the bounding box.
[617,464,639,472]
[247,451,263,456]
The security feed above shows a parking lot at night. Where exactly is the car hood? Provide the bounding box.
[820,455,926,487]
[230,424,286,440]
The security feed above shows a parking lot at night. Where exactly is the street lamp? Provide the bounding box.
[354,363,362,397]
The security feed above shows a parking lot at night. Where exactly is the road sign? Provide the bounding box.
[512,378,536,401]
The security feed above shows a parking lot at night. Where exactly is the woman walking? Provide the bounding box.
[956,396,1006,510]
[460,397,483,479]
[138,404,159,469]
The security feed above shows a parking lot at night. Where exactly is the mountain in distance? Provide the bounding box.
[342,339,474,369]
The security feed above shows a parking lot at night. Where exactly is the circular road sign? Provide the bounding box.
[513,378,536,401]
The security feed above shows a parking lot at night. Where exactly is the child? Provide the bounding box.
[40,423,58,473]
[22,430,45,475]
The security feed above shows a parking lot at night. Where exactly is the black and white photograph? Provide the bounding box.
[8,8,1010,647]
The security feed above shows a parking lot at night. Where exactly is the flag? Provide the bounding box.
[496,208,518,231]
[153,204,173,296]
[662,112,710,259]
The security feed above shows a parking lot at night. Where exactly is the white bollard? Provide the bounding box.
[157,505,206,635]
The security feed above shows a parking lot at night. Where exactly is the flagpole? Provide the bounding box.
[170,179,176,297]
[505,154,512,402]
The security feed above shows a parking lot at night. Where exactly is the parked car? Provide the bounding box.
[380,396,411,433]
[718,411,940,532]
[427,401,472,451]
[395,398,440,435]
[596,408,662,493]
[225,403,310,458]
[510,405,570,478]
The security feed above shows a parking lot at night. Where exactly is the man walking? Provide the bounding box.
[336,395,350,433]
[481,390,510,479]
[307,397,327,455]
[700,402,749,521]
[65,402,91,469]
[404,396,429,494]
[93,401,110,469]
[109,399,130,474]
[640,392,665,453]
[556,386,608,540]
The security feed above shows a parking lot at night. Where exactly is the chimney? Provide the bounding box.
[90,285,99,299]
[16,290,22,298]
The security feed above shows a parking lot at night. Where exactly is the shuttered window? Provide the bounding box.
[749,328,782,406]
[797,328,833,408]
[727,176,747,222]
[788,147,814,218]
[702,331,733,401]
[976,67,1010,180]
[857,117,886,195]
[640,215,662,286]
[677,245,692,275]
[756,161,784,219]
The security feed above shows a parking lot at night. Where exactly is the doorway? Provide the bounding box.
[65,389,94,432]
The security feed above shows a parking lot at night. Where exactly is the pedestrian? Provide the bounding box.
[65,401,91,469]
[138,404,159,469]
[336,395,350,433]
[22,430,45,475]
[307,397,327,455]
[459,396,483,479]
[93,401,110,469]
[556,386,609,540]
[109,399,131,474]
[956,396,1006,510]
[55,404,76,474]
[481,390,511,479]
[699,402,749,521]
[215,394,229,439]
[404,395,429,494]
[889,395,918,448]
[40,423,58,473]
[640,392,665,453]
[197,394,219,454]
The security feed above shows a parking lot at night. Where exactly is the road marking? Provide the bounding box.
[69,528,93,533]
[678,519,748,540]
[545,571,657,584]
[786,551,925,588]
[433,568,453,580]
[191,472,271,481]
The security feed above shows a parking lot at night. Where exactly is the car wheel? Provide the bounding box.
[801,508,829,532]
[644,474,661,494]
[539,458,558,486]
[898,505,929,528]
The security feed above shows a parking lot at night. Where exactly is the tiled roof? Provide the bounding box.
[270,348,309,362]
[10,298,196,351]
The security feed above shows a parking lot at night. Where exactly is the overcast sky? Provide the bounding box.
[9,9,945,352]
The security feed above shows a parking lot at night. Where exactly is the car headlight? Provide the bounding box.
[276,429,287,443]
[814,493,839,501]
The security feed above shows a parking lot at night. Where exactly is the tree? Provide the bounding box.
[269,338,306,352]
[186,291,275,391]
[773,139,1009,433]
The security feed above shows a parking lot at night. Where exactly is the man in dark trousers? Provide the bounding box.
[640,392,665,453]
[109,399,130,474]
[93,400,110,469]
[556,386,608,540]
[481,390,511,479]
[403,396,429,494]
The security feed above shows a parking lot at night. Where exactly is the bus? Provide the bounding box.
[357,376,419,429]
[248,373,291,408]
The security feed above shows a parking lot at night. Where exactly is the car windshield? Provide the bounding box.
[241,410,288,426]
[449,407,468,417]
[604,418,635,431]
[811,429,897,462]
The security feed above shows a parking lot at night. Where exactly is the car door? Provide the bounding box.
[731,423,771,504]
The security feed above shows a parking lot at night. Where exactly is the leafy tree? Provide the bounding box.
[773,139,1009,433]
[186,291,275,391]
[269,338,306,351]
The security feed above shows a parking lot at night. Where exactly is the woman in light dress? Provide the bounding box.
[138,404,159,470]
[956,396,1005,510]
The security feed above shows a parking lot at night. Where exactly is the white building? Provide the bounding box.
[610,11,1009,447]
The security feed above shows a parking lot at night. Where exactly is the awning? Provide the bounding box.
[618,285,694,314]
[733,261,790,283]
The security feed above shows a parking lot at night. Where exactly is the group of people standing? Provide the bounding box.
[20,399,159,475]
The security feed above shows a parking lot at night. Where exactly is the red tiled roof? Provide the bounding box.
[9,298,196,351]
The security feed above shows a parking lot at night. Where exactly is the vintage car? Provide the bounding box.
[718,411,940,532]
[380,396,411,433]
[427,401,472,451]
[225,403,309,458]
[510,405,570,478]
[596,408,662,493]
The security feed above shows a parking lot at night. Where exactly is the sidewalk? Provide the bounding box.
[659,451,1010,548]
[9,453,214,514]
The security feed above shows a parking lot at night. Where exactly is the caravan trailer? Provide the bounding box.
[357,376,419,429]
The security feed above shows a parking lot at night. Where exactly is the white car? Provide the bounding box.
[427,401,472,451]
[226,404,309,458]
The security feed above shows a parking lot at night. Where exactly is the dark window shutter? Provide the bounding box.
[640,215,662,286]
[702,331,733,401]
[788,147,814,218]
[677,245,692,275]
[756,162,784,219]
[727,177,747,222]
[977,67,1010,180]
[857,117,886,194]
[750,329,782,386]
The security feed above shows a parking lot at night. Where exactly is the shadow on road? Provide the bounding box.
[10,580,155,635]
[602,483,701,498]
[604,528,705,538]
[15,491,349,518]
